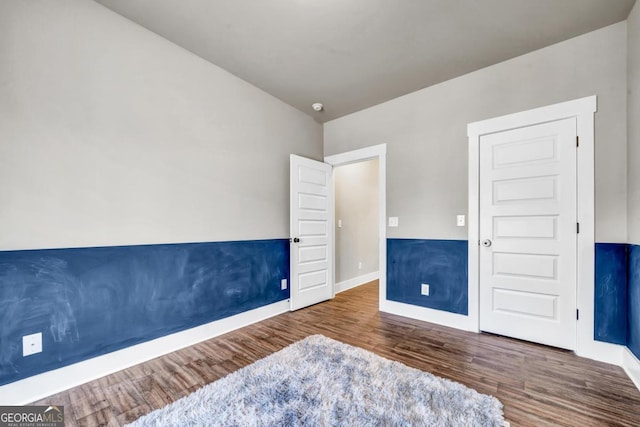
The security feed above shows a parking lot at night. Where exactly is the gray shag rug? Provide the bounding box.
[128,335,504,426]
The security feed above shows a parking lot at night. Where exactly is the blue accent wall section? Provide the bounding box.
[0,239,289,386]
[628,244,640,360]
[387,239,467,315]
[594,243,628,345]
[593,243,640,360]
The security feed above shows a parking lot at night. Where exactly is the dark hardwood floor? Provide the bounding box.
[33,281,640,426]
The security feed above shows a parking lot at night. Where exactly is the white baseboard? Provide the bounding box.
[575,338,624,366]
[623,347,640,392]
[0,300,290,405]
[336,271,379,293]
[380,299,475,332]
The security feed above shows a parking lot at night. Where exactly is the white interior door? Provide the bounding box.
[479,118,577,350]
[290,155,333,311]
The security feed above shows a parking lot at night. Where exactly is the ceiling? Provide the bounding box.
[94,0,636,122]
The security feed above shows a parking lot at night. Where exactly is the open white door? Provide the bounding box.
[290,155,334,311]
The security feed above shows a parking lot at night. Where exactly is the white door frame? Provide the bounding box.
[468,96,621,365]
[325,144,387,309]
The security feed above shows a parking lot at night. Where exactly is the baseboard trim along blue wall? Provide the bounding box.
[387,239,468,315]
[0,239,289,386]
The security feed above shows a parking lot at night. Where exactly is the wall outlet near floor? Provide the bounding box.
[281,279,288,290]
[388,217,399,227]
[23,332,42,357]
[358,261,363,270]
[421,283,430,296]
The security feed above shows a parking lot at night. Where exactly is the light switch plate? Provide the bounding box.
[456,215,465,227]
[281,279,288,290]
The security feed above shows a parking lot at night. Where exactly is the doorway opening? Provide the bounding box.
[325,144,387,309]
[333,158,380,293]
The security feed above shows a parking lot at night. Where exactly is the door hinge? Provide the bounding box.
[576,136,579,147]
[576,309,579,320]
[577,222,580,233]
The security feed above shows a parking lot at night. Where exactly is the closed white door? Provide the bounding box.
[290,155,333,311]
[479,118,577,350]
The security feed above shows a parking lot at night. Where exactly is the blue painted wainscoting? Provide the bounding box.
[387,239,467,315]
[594,243,628,345]
[629,244,640,359]
[0,239,289,386]
[594,243,640,360]
[385,239,637,358]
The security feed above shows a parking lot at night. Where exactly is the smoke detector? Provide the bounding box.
[312,102,324,112]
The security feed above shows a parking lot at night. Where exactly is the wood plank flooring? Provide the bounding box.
[33,281,640,426]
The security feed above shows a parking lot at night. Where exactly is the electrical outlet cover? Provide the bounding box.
[421,283,430,296]
[23,332,42,357]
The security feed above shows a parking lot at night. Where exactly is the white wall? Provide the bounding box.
[0,0,322,251]
[335,159,379,283]
[325,22,628,243]
[629,2,640,245]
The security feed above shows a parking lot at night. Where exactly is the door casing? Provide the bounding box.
[468,96,623,364]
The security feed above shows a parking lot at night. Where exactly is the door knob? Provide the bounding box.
[482,239,492,247]
[292,237,300,243]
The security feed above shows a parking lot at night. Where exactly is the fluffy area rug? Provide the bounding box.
[128,335,504,426]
